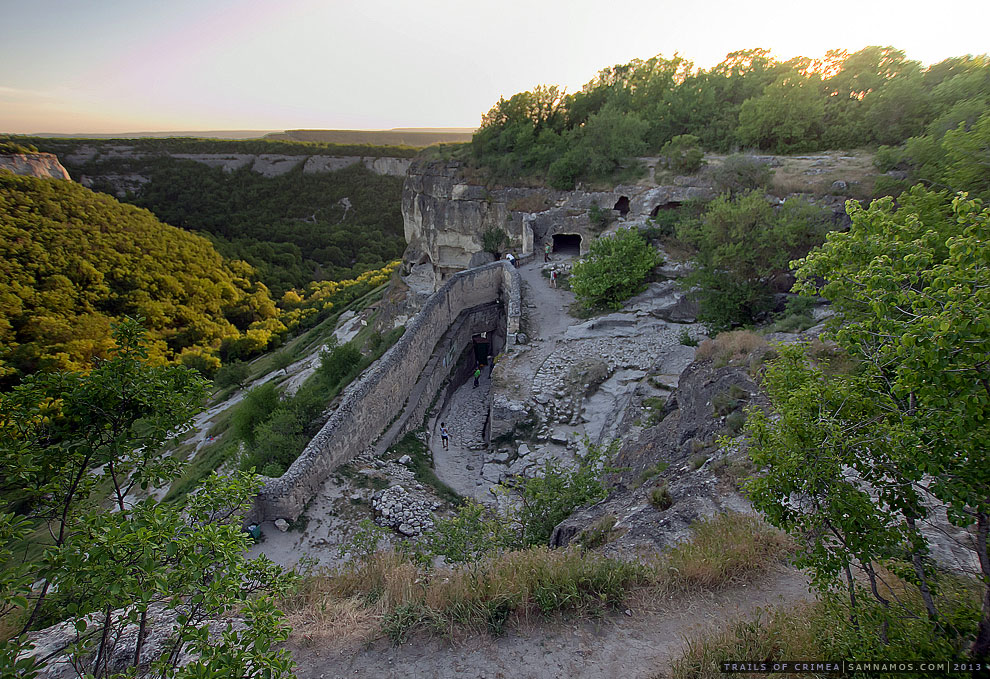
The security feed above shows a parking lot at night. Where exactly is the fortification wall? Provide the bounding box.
[248,261,521,522]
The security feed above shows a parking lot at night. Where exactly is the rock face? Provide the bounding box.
[400,158,715,295]
[55,143,411,197]
[0,153,71,180]
[549,355,764,557]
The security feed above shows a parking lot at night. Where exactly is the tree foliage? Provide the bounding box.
[746,188,990,659]
[570,227,661,310]
[0,173,282,384]
[0,320,295,677]
[678,192,831,330]
[469,47,990,187]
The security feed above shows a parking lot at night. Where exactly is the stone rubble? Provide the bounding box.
[371,484,438,537]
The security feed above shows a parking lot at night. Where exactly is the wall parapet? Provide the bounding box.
[248,261,521,523]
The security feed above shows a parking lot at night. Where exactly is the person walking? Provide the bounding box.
[440,422,449,450]
[550,269,558,288]
[544,241,552,262]
[473,365,481,388]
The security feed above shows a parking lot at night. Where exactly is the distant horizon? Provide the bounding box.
[14,127,477,139]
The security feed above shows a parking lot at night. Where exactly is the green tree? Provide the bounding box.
[679,192,830,330]
[659,134,705,174]
[517,439,616,545]
[747,188,990,659]
[0,320,295,677]
[570,228,661,310]
[736,77,825,153]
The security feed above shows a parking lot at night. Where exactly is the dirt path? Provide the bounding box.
[287,565,812,679]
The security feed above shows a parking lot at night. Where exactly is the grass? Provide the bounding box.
[575,514,622,550]
[664,567,982,679]
[634,461,669,488]
[766,150,877,199]
[281,512,792,645]
[695,330,767,370]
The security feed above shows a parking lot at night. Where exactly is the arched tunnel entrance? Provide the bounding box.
[613,196,630,217]
[552,233,582,256]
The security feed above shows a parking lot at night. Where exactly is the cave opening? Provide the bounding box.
[613,196,630,216]
[551,233,582,256]
[650,201,682,218]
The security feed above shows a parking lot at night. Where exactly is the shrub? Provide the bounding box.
[660,134,705,174]
[724,410,747,435]
[709,154,773,196]
[518,439,617,545]
[570,228,661,310]
[319,340,362,385]
[695,330,766,368]
[588,201,613,230]
[214,361,250,390]
[482,227,509,254]
[635,461,669,487]
[678,328,698,346]
[649,483,673,511]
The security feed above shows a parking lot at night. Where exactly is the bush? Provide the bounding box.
[482,227,509,255]
[649,484,673,511]
[678,328,698,346]
[319,340,362,385]
[588,201,613,230]
[570,228,661,310]
[709,154,773,196]
[660,134,705,174]
[575,514,620,550]
[214,361,250,390]
[518,439,617,545]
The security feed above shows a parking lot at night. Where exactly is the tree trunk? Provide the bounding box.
[844,561,859,629]
[905,515,939,622]
[133,608,148,669]
[970,512,990,661]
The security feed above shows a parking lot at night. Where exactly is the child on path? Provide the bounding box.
[440,422,449,450]
[473,365,481,388]
[550,269,558,288]
[544,241,552,262]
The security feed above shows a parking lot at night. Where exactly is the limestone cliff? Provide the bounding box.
[400,157,714,295]
[0,152,71,180]
[53,143,411,197]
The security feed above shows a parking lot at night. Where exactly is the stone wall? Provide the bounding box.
[248,261,521,523]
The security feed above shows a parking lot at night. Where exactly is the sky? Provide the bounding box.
[1,0,988,134]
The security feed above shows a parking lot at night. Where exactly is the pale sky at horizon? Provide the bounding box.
[1,0,988,134]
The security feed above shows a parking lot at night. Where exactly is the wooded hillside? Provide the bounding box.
[0,172,280,384]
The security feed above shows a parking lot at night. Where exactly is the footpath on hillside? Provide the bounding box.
[288,564,811,679]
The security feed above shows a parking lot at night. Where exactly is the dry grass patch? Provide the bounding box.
[768,150,877,199]
[665,513,792,589]
[695,330,767,368]
[507,193,552,212]
[281,513,791,645]
[664,604,821,679]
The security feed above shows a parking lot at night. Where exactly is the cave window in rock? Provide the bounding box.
[552,233,582,256]
[613,196,630,217]
[650,201,682,219]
